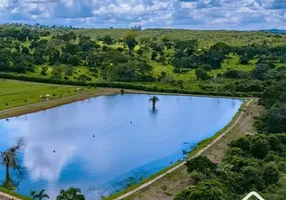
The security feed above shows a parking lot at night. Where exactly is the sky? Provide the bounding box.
[0,0,286,30]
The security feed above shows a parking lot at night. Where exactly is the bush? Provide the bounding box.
[174,180,228,200]
[186,156,217,174]
[263,162,279,186]
[251,138,270,159]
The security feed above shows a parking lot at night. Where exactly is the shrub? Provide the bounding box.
[263,162,279,186]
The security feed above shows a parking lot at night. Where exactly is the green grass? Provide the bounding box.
[104,100,248,200]
[74,29,286,48]
[0,186,32,200]
[209,54,257,77]
[0,79,96,111]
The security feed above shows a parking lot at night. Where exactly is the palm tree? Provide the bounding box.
[149,96,159,110]
[56,187,85,200]
[1,137,25,187]
[30,189,49,200]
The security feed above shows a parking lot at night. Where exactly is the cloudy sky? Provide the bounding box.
[0,0,285,30]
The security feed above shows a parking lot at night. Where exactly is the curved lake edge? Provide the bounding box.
[0,86,250,120]
[105,100,250,200]
[0,92,248,200]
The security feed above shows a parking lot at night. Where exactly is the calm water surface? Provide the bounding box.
[0,94,243,199]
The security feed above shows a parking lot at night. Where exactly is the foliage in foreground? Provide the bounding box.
[30,189,49,200]
[56,187,85,200]
[0,137,26,188]
[175,134,286,200]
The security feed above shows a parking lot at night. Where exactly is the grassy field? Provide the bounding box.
[74,29,286,47]
[0,79,97,111]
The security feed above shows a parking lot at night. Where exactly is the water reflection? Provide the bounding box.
[0,94,243,199]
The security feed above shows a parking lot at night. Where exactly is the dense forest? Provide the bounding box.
[1,24,286,199]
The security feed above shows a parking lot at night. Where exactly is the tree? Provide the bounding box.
[186,156,217,174]
[230,137,251,153]
[242,166,263,191]
[63,44,80,55]
[137,62,153,76]
[56,187,85,200]
[102,35,113,45]
[239,55,249,65]
[195,68,210,80]
[87,52,104,67]
[124,31,137,51]
[256,103,286,133]
[149,96,159,110]
[252,63,273,80]
[104,62,138,82]
[17,33,27,41]
[250,138,270,159]
[51,67,63,79]
[263,162,279,186]
[22,47,30,54]
[67,55,81,66]
[0,52,11,71]
[41,66,48,76]
[0,137,25,188]
[30,189,49,200]
[80,40,99,51]
[174,179,228,200]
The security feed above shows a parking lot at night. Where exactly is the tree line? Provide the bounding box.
[0,26,285,96]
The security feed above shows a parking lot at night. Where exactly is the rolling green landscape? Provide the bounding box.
[1,24,286,97]
[1,24,286,200]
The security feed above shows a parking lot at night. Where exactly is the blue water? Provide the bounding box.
[0,94,243,199]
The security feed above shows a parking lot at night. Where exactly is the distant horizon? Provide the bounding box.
[0,0,286,30]
[2,22,286,32]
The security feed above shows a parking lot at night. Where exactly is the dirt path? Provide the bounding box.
[0,192,21,200]
[119,99,263,200]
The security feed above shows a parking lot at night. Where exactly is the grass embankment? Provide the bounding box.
[0,187,32,200]
[105,99,249,200]
[0,79,121,119]
[0,79,97,111]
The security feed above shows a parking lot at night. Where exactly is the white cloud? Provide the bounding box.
[0,0,285,29]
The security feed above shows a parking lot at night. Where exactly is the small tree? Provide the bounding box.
[251,138,270,159]
[263,162,279,186]
[149,96,159,110]
[174,179,228,200]
[124,31,137,51]
[195,68,210,80]
[186,156,217,174]
[56,187,85,200]
[1,137,26,188]
[30,189,49,200]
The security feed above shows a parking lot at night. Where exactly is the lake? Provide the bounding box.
[0,94,243,199]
